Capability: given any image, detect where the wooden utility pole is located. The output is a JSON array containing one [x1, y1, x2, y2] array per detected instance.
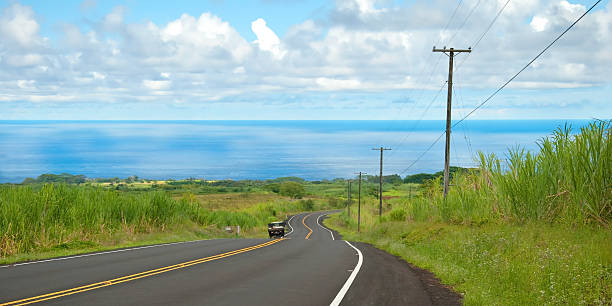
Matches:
[[347, 180, 352, 216], [355, 172, 366, 232], [433, 46, 471, 199], [372, 147, 391, 217]]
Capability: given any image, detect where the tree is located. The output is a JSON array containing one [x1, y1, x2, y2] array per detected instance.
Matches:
[[366, 185, 379, 199], [279, 181, 305, 199], [264, 183, 281, 193]]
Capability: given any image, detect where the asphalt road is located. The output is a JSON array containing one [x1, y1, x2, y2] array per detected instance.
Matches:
[[0, 211, 460, 305]]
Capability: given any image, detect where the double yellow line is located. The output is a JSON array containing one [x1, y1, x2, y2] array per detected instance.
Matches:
[[302, 214, 313, 239], [2, 239, 283, 306]]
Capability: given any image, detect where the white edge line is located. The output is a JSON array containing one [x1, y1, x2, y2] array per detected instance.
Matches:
[[316, 214, 335, 241], [330, 241, 363, 306], [285, 214, 296, 236], [0, 239, 212, 269]]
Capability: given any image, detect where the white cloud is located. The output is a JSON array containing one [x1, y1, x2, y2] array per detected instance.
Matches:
[[562, 63, 586, 77], [17, 80, 36, 89], [337, 0, 384, 15], [0, 3, 40, 48], [92, 72, 106, 80], [251, 18, 285, 58], [531, 1, 586, 32], [102, 6, 125, 31], [159, 12, 251, 63], [316, 77, 361, 90], [530, 16, 549, 32], [4, 53, 43, 67], [143, 80, 171, 90]]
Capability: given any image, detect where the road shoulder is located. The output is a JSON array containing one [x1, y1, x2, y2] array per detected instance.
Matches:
[[341, 242, 462, 306]]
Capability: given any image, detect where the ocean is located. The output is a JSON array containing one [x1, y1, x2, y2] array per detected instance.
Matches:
[[0, 120, 591, 183]]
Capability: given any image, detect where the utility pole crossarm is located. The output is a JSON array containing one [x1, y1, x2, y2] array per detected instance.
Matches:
[[432, 47, 472, 53]]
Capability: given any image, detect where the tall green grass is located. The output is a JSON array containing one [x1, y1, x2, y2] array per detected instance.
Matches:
[[0, 185, 337, 257], [0, 185, 196, 256], [405, 120, 611, 226]]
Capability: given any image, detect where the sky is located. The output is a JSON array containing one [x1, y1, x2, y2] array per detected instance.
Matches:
[[0, 0, 610, 120]]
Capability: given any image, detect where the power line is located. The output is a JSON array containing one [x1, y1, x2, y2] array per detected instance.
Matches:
[[453, 0, 602, 129], [473, 0, 511, 50], [399, 131, 445, 176], [399, 0, 601, 175], [456, 0, 512, 72], [380, 0, 466, 149], [447, 0, 482, 46], [453, 84, 474, 157], [443, 0, 465, 36], [445, 0, 511, 161], [386, 1, 477, 157], [386, 81, 447, 159]]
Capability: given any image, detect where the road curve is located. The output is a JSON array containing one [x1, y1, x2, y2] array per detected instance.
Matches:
[[0, 211, 458, 305]]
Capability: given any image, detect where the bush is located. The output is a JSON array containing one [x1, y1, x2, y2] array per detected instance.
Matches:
[[264, 183, 280, 193], [279, 181, 305, 199], [327, 196, 342, 208]]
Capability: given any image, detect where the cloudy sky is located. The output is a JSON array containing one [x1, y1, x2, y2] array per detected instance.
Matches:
[[0, 0, 610, 120]]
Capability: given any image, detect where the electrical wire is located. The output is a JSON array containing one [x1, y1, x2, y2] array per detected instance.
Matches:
[[452, 0, 601, 130], [447, 0, 483, 46], [456, 0, 512, 72], [379, 0, 466, 150], [453, 83, 474, 158], [399, 0, 601, 175], [454, 84, 474, 157], [385, 81, 447, 159], [399, 130, 445, 175]]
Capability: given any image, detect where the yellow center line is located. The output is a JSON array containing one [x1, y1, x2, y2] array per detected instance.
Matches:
[[302, 213, 313, 239], [1, 239, 284, 306]]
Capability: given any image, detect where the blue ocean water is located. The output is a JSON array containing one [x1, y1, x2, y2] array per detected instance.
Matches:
[[0, 120, 591, 183]]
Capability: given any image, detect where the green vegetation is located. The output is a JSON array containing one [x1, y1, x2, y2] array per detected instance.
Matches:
[[22, 173, 87, 185], [402, 166, 470, 184], [279, 181, 305, 199], [0, 182, 342, 263], [327, 120, 611, 305], [401, 120, 611, 226], [329, 215, 610, 305]]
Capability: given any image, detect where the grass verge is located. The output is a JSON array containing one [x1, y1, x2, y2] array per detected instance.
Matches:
[[328, 213, 611, 305]]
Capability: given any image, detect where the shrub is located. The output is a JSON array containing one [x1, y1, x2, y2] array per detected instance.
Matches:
[[279, 181, 305, 199], [264, 183, 280, 193]]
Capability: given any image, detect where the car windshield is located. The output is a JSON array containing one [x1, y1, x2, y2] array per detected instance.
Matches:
[[269, 223, 284, 227]]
